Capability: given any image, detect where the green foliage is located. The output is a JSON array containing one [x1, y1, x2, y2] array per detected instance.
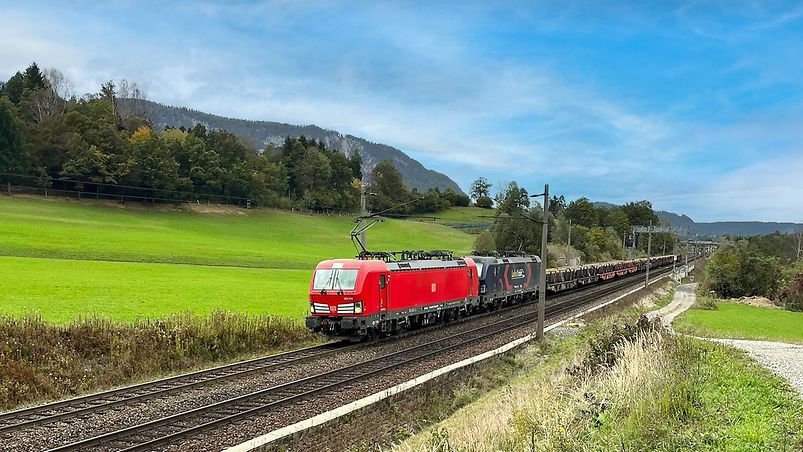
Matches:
[[621, 200, 659, 226], [475, 194, 493, 208], [703, 240, 781, 299], [3, 72, 25, 104], [2, 63, 458, 214], [548, 194, 566, 216], [490, 181, 543, 254], [780, 271, 803, 311], [473, 230, 496, 252], [744, 231, 801, 262], [349, 149, 363, 180], [565, 196, 598, 227], [0, 96, 27, 175], [469, 176, 491, 200]]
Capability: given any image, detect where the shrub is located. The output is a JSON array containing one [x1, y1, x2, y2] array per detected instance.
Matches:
[[779, 272, 803, 311], [472, 230, 496, 253], [474, 195, 493, 209]]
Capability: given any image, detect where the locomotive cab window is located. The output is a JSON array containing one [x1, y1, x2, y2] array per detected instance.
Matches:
[[379, 274, 387, 288], [313, 269, 359, 291]]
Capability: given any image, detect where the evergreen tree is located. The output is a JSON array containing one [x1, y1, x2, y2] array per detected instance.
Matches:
[[349, 150, 363, 180], [3, 72, 25, 104], [23, 63, 47, 92], [0, 96, 27, 176]]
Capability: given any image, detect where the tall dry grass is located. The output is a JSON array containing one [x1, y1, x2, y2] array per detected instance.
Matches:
[[0, 311, 317, 410], [413, 319, 703, 451]]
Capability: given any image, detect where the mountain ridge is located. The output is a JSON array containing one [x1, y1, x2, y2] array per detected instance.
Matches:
[[593, 202, 800, 237], [119, 99, 464, 195]]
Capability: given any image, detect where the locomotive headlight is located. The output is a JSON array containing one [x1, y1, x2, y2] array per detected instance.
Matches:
[[354, 301, 364, 314]]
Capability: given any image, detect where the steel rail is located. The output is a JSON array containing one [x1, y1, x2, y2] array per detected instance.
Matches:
[[0, 342, 349, 434]]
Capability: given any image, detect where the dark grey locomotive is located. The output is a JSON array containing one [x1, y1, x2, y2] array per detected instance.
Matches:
[[470, 254, 541, 307]]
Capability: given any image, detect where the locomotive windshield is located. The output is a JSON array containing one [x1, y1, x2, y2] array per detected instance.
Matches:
[[313, 269, 359, 291]]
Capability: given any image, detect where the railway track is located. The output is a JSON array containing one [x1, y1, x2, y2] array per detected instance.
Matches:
[[1, 263, 682, 451], [0, 342, 349, 434]]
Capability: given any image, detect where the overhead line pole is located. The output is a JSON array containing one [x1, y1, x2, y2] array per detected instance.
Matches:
[[567, 219, 572, 265], [360, 183, 367, 249], [646, 220, 652, 288], [537, 184, 549, 341]]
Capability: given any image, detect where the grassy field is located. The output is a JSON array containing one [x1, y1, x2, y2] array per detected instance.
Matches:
[[0, 197, 473, 269], [0, 256, 311, 322], [428, 206, 493, 225], [0, 196, 474, 322], [674, 301, 803, 344]]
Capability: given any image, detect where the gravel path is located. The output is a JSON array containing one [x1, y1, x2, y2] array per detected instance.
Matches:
[[649, 283, 803, 398], [645, 283, 697, 331]]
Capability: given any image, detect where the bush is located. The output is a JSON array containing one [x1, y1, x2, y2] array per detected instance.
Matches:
[[703, 242, 781, 299], [780, 272, 803, 311], [472, 230, 496, 253], [475, 195, 493, 209]]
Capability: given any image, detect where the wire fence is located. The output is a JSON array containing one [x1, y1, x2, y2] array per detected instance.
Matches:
[[0, 173, 480, 222], [0, 173, 355, 217], [0, 172, 257, 208]]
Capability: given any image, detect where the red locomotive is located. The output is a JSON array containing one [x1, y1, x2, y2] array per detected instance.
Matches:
[[305, 255, 479, 339]]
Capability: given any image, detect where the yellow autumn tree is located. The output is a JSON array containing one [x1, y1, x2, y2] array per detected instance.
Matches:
[[129, 126, 151, 144]]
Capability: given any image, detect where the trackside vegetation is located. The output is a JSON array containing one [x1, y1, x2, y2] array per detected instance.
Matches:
[[400, 320, 803, 451], [703, 236, 803, 311], [0, 312, 318, 410]]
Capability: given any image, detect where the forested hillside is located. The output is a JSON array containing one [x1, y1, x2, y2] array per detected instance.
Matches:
[[117, 98, 464, 194], [0, 63, 468, 213]]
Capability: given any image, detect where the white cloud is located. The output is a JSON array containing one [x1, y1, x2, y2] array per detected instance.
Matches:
[[0, 15, 88, 79]]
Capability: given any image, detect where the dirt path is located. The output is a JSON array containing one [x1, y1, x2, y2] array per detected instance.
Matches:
[[649, 284, 803, 398], [645, 283, 697, 331]]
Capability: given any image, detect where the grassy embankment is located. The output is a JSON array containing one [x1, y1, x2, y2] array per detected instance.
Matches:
[[674, 298, 803, 344], [399, 316, 803, 451], [0, 196, 473, 322]]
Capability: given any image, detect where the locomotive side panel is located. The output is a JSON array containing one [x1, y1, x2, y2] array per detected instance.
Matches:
[[386, 265, 476, 312]]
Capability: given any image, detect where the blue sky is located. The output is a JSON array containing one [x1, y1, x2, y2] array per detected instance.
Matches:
[[2, 1, 802, 222]]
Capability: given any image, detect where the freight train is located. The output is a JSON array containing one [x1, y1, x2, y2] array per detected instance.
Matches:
[[306, 252, 677, 340]]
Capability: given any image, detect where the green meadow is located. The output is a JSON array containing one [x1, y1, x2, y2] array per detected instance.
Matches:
[[0, 196, 474, 322], [429, 205, 493, 225], [674, 300, 803, 344]]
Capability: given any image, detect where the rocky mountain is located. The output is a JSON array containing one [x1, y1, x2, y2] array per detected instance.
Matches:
[[119, 99, 464, 194]]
